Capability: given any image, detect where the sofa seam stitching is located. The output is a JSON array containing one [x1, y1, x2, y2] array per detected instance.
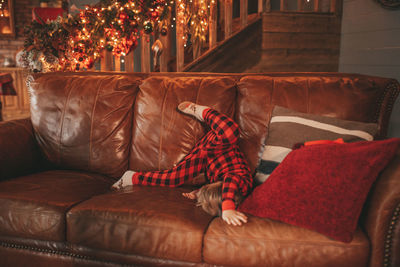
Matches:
[[88, 80, 102, 169], [383, 201, 400, 267], [194, 78, 203, 146], [0, 241, 136, 267], [68, 212, 205, 232], [204, 235, 368, 247], [58, 79, 74, 166], [201, 217, 216, 263], [128, 79, 141, 168], [158, 78, 169, 170]]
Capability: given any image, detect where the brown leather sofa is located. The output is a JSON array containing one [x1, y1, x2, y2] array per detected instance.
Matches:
[[0, 72, 399, 267]]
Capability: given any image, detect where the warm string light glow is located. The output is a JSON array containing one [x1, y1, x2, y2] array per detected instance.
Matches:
[[23, 0, 214, 72], [173, 0, 214, 48], [0, 0, 9, 18], [67, 0, 170, 70], [175, 0, 189, 47], [191, 0, 213, 45], [23, 0, 171, 72]]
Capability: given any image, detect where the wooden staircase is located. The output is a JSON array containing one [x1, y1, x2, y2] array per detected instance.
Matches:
[[184, 0, 343, 73], [96, 0, 343, 74], [249, 10, 341, 72], [183, 14, 262, 73]]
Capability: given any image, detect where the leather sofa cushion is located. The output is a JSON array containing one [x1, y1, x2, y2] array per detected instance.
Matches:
[[130, 76, 236, 171], [0, 118, 47, 181], [236, 74, 396, 173], [203, 216, 370, 267], [28, 74, 142, 179], [67, 186, 213, 263], [0, 170, 111, 241]]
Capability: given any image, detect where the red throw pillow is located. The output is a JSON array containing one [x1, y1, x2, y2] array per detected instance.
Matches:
[[239, 138, 400, 242]]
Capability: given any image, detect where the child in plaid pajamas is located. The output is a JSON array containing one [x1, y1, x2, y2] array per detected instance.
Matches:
[[112, 102, 253, 226]]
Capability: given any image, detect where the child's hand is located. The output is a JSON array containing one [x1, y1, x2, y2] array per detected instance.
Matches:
[[182, 190, 198, 200], [222, 210, 248, 226]]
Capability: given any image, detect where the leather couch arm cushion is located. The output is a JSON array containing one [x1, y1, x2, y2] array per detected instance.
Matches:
[[0, 118, 48, 181], [362, 147, 400, 267]]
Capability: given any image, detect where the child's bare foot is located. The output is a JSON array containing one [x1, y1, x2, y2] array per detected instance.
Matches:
[[178, 101, 209, 122], [111, 170, 136, 189]]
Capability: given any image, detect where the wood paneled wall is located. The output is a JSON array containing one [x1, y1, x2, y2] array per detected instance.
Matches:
[[255, 11, 341, 72], [339, 0, 400, 138], [0, 68, 30, 121]]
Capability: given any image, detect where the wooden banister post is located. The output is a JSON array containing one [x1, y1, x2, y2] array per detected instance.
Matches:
[[125, 52, 134, 72], [100, 50, 113, 71], [114, 56, 121, 71], [240, 0, 248, 28], [280, 0, 286, 11], [209, 0, 217, 49], [314, 0, 320, 11], [224, 0, 232, 39], [330, 0, 336, 13], [160, 33, 170, 72], [141, 34, 151, 72], [297, 0, 303, 11], [176, 0, 185, 72]]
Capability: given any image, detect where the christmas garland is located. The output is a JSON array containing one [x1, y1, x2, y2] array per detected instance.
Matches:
[[23, 0, 171, 72], [23, 0, 215, 72]]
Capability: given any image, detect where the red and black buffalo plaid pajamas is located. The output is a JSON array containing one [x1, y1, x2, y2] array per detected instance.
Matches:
[[132, 108, 253, 212]]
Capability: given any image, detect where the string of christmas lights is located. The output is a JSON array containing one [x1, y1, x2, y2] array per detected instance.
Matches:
[[22, 0, 213, 72]]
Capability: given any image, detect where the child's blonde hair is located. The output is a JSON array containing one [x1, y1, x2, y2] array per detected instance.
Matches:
[[196, 181, 243, 216]]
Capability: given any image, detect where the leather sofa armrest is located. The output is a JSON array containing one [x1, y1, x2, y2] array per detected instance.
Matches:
[[0, 118, 49, 181], [362, 147, 400, 267]]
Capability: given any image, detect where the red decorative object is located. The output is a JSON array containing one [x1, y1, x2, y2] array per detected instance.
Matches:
[[238, 138, 400, 243], [119, 12, 127, 20], [150, 11, 159, 19], [32, 7, 64, 24], [0, 73, 16, 121]]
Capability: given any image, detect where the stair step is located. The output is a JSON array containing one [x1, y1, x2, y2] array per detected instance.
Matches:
[[254, 11, 342, 72], [263, 12, 341, 34], [262, 32, 340, 49], [261, 48, 339, 64]]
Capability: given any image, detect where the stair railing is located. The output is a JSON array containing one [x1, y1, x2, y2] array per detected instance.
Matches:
[[98, 0, 264, 72]]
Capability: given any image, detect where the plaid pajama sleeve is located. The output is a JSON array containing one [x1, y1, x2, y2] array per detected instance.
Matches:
[[222, 173, 241, 211], [210, 154, 253, 211], [222, 170, 253, 211]]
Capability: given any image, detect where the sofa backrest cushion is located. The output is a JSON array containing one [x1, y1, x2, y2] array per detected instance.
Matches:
[[28, 74, 142, 179], [129, 76, 237, 171], [236, 74, 399, 173]]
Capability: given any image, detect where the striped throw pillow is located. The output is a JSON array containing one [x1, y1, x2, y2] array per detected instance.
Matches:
[[255, 106, 378, 184]]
